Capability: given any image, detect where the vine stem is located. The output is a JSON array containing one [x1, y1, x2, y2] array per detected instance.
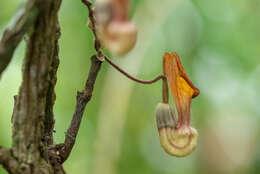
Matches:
[[104, 56, 164, 84]]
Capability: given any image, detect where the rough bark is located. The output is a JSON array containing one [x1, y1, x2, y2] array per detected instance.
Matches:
[[10, 0, 63, 173]]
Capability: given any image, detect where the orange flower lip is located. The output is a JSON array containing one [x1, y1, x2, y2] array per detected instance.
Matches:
[[163, 52, 200, 98], [163, 52, 199, 127]]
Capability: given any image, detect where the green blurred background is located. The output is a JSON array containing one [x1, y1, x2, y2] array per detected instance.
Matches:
[[1, 0, 260, 173]]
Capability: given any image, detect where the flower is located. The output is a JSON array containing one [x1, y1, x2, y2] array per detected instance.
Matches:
[[156, 52, 200, 157], [95, 0, 137, 56]]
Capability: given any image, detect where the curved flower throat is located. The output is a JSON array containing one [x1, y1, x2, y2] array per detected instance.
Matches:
[[156, 52, 200, 157]]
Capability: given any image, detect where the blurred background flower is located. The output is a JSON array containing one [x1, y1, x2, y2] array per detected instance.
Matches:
[[0, 0, 259, 173]]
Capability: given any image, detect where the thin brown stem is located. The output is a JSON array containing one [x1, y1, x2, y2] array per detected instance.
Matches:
[[104, 56, 164, 84]]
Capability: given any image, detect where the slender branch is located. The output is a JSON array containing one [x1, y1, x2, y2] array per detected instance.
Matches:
[[82, 0, 97, 39], [54, 0, 103, 164], [82, 0, 102, 55], [59, 55, 102, 163], [0, 0, 38, 77]]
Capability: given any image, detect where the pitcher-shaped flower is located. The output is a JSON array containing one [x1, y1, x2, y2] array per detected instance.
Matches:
[[156, 52, 200, 157], [95, 0, 137, 56]]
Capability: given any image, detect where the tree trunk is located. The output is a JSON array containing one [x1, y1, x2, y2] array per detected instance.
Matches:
[[11, 0, 64, 173]]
